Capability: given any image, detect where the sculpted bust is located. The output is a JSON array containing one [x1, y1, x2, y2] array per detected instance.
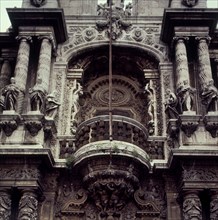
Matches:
[[30, 0, 47, 7], [182, 0, 198, 7]]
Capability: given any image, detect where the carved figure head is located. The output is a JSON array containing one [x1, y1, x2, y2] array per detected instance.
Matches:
[[182, 0, 198, 7], [30, 0, 47, 7]]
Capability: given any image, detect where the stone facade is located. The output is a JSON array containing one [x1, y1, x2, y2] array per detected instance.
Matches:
[[0, 0, 218, 219]]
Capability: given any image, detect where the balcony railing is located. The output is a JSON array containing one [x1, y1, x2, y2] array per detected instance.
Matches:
[[75, 115, 149, 149]]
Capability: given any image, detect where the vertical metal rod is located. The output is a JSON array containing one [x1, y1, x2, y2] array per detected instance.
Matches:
[[109, 0, 113, 141]]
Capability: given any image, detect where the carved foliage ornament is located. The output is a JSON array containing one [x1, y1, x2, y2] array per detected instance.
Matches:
[[30, 0, 47, 7], [0, 192, 11, 220], [182, 0, 198, 7]]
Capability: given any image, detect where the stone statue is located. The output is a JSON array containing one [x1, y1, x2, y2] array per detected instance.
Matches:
[[45, 91, 61, 119], [177, 85, 195, 112], [201, 80, 218, 112], [124, 2, 132, 17], [29, 77, 46, 113], [2, 77, 20, 111], [165, 90, 179, 119], [71, 80, 83, 124]]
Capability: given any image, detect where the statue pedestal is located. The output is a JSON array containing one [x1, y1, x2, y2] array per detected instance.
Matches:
[[179, 114, 201, 138], [0, 111, 20, 136], [44, 117, 57, 139], [23, 111, 44, 136], [203, 112, 218, 138]]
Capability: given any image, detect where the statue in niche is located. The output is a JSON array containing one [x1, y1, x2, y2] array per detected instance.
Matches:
[[45, 91, 60, 120], [177, 82, 195, 113], [165, 90, 179, 119], [2, 77, 20, 111], [70, 80, 83, 134], [30, 0, 47, 7], [29, 77, 46, 113], [201, 80, 218, 112], [182, 0, 198, 7], [144, 82, 155, 135]]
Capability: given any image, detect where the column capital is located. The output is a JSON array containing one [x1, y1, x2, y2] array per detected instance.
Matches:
[[38, 34, 56, 52], [195, 36, 211, 44], [173, 36, 189, 43], [15, 35, 32, 43]]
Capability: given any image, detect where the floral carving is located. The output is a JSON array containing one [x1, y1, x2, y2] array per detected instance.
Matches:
[[25, 121, 43, 136], [210, 195, 218, 220], [0, 120, 18, 136]]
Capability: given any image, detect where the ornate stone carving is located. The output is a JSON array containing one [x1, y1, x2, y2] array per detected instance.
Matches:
[[0, 168, 40, 180], [0, 112, 20, 136], [2, 77, 22, 112], [134, 180, 166, 219], [70, 80, 83, 134], [165, 90, 179, 119], [182, 192, 202, 220], [179, 114, 200, 137], [0, 191, 11, 220], [96, 1, 131, 40], [25, 121, 43, 136], [45, 91, 60, 120], [210, 193, 218, 220], [30, 0, 47, 7], [203, 114, 218, 138], [18, 191, 38, 220], [183, 167, 218, 181], [182, 0, 198, 7], [29, 78, 47, 113], [83, 164, 139, 217], [197, 37, 218, 112]]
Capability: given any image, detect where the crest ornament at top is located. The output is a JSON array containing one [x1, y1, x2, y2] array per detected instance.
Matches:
[[182, 0, 198, 7], [30, 0, 47, 7]]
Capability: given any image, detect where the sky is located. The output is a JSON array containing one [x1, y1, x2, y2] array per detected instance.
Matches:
[[0, 0, 218, 32]]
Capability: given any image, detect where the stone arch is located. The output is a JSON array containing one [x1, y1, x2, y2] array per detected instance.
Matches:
[[61, 40, 167, 64]]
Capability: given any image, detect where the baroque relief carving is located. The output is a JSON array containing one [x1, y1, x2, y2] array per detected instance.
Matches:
[[183, 168, 218, 181], [18, 192, 38, 220], [0, 191, 11, 220], [0, 168, 40, 179]]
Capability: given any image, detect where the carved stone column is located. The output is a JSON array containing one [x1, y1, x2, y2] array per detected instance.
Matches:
[[14, 36, 31, 114], [197, 37, 218, 112], [0, 59, 12, 112], [210, 192, 218, 220], [29, 36, 53, 113], [174, 37, 194, 112], [0, 190, 11, 220], [182, 191, 202, 220], [18, 190, 38, 220]]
